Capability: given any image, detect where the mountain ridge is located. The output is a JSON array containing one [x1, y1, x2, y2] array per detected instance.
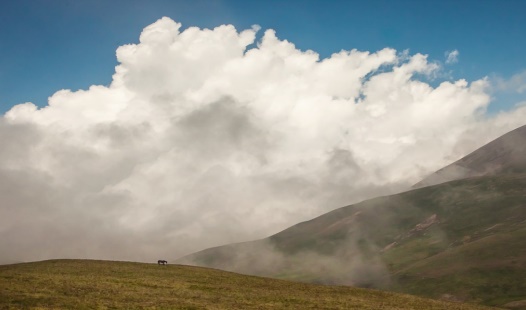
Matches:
[[177, 124, 526, 308], [414, 124, 526, 188]]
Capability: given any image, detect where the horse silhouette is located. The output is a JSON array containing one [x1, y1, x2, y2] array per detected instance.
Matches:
[[158, 260, 168, 265]]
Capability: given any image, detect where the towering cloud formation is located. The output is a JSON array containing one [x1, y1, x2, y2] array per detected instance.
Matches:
[[1, 17, 525, 264]]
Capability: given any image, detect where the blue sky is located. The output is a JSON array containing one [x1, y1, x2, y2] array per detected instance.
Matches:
[[1, 0, 525, 113]]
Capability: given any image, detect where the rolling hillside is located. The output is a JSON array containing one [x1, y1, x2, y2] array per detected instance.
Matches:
[[0, 259, 491, 309], [179, 174, 526, 308], [178, 125, 526, 309]]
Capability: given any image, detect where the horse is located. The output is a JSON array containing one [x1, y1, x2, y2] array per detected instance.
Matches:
[[157, 260, 168, 265]]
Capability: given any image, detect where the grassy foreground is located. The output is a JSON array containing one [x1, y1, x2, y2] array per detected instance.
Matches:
[[0, 260, 492, 309]]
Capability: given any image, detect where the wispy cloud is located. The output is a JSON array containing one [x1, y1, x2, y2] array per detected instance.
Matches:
[[494, 71, 526, 94], [445, 49, 459, 64]]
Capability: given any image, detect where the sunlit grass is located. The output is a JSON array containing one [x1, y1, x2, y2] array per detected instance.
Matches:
[[0, 259, 492, 309]]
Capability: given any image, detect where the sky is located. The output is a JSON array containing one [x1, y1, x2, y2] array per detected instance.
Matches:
[[1, 0, 526, 113], [1, 0, 526, 264]]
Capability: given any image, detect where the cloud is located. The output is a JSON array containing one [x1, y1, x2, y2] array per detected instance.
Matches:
[[494, 70, 526, 93], [445, 49, 459, 64], [1, 17, 525, 264]]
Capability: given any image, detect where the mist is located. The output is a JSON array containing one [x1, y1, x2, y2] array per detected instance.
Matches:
[[1, 17, 526, 264]]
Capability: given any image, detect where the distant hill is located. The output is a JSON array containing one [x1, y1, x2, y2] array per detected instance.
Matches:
[[178, 125, 526, 309], [0, 259, 490, 309], [414, 125, 526, 188], [179, 174, 526, 308]]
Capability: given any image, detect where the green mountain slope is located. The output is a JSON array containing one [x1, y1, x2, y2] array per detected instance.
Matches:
[[179, 125, 526, 308], [0, 259, 491, 309], [179, 174, 526, 308]]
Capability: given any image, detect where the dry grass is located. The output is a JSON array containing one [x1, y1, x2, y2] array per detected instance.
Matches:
[[0, 259, 493, 309]]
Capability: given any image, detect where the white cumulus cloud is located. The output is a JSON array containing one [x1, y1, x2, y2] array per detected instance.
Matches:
[[1, 17, 525, 264]]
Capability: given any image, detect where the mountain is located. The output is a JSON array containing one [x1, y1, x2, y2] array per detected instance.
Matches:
[[414, 125, 526, 188], [178, 125, 526, 308], [0, 259, 490, 309]]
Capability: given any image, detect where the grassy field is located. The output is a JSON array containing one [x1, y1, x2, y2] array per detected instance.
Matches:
[[0, 259, 493, 309]]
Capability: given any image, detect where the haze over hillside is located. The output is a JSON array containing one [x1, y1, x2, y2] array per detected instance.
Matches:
[[415, 125, 526, 187], [179, 125, 526, 308]]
